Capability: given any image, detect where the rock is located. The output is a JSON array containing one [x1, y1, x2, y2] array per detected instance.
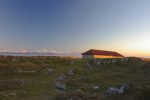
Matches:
[[56, 89, 66, 94], [43, 68, 54, 73], [79, 98, 82, 100], [70, 60, 75, 65], [107, 60, 111, 64], [48, 68, 54, 71], [124, 58, 129, 61], [68, 69, 74, 75], [93, 59, 102, 65], [102, 60, 107, 64], [105, 83, 129, 96], [93, 86, 99, 90], [57, 73, 66, 81], [15, 68, 22, 73], [20, 80, 25, 86], [56, 89, 65, 94], [23, 70, 36, 73], [10, 92, 16, 96], [121, 83, 129, 90], [77, 89, 81, 92], [93, 59, 98, 65], [119, 58, 129, 62], [55, 81, 66, 90], [120, 58, 128, 62], [12, 58, 18, 62], [47, 68, 54, 73], [86, 61, 90, 67], [55, 73, 67, 92], [105, 87, 122, 96], [112, 59, 117, 63], [15, 69, 36, 73], [97, 60, 103, 65]]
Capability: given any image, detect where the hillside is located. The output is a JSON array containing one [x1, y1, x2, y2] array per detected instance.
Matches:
[[0, 56, 150, 100]]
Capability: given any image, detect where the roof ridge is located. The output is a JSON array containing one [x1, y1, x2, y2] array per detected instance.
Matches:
[[92, 49, 115, 53]]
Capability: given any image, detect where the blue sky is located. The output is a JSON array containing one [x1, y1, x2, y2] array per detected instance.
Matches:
[[0, 0, 150, 57]]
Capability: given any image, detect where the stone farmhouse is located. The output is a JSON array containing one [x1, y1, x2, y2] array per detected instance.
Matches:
[[82, 49, 124, 59]]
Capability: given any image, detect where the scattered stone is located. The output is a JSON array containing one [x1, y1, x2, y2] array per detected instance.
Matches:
[[10, 92, 16, 96], [120, 58, 124, 62], [107, 60, 111, 64], [24, 70, 36, 73], [12, 58, 18, 62], [68, 69, 74, 75], [124, 58, 129, 61], [70, 60, 75, 65], [105, 83, 129, 96], [15, 69, 36, 73], [121, 83, 129, 89], [15, 69, 22, 73], [93, 59, 97, 65], [93, 59, 101, 65], [102, 60, 107, 64], [86, 61, 90, 67], [55, 72, 68, 93], [105, 87, 122, 96], [20, 80, 25, 86], [56, 89, 65, 94], [97, 60, 103, 65], [120, 58, 129, 62], [43, 68, 54, 73], [112, 59, 117, 63], [87, 58, 125, 65], [55, 81, 66, 90], [93, 86, 99, 90], [47, 68, 54, 73], [79, 98, 82, 100], [57, 73, 66, 81], [77, 89, 81, 92]]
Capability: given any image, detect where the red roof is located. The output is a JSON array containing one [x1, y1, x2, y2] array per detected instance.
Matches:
[[82, 49, 124, 57]]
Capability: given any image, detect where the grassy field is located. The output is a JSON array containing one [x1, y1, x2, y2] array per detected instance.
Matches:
[[0, 56, 150, 100]]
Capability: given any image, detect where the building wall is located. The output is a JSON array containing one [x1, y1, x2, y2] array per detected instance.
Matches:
[[82, 55, 94, 59], [82, 55, 123, 59], [94, 55, 123, 58]]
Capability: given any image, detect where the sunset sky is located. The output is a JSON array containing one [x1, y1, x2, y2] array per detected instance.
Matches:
[[0, 0, 150, 57]]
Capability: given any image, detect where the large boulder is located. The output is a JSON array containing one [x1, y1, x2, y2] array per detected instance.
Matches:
[[105, 83, 129, 96]]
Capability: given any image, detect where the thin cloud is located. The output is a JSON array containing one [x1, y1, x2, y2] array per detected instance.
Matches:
[[37, 49, 80, 54], [37, 49, 60, 53], [0, 49, 28, 53]]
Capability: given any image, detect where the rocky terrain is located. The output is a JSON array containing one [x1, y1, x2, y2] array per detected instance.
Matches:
[[0, 56, 150, 100]]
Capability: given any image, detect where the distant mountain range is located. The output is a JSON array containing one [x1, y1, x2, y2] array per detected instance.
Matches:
[[0, 52, 81, 58]]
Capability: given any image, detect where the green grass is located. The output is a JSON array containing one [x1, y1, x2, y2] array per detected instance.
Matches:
[[0, 56, 150, 100]]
